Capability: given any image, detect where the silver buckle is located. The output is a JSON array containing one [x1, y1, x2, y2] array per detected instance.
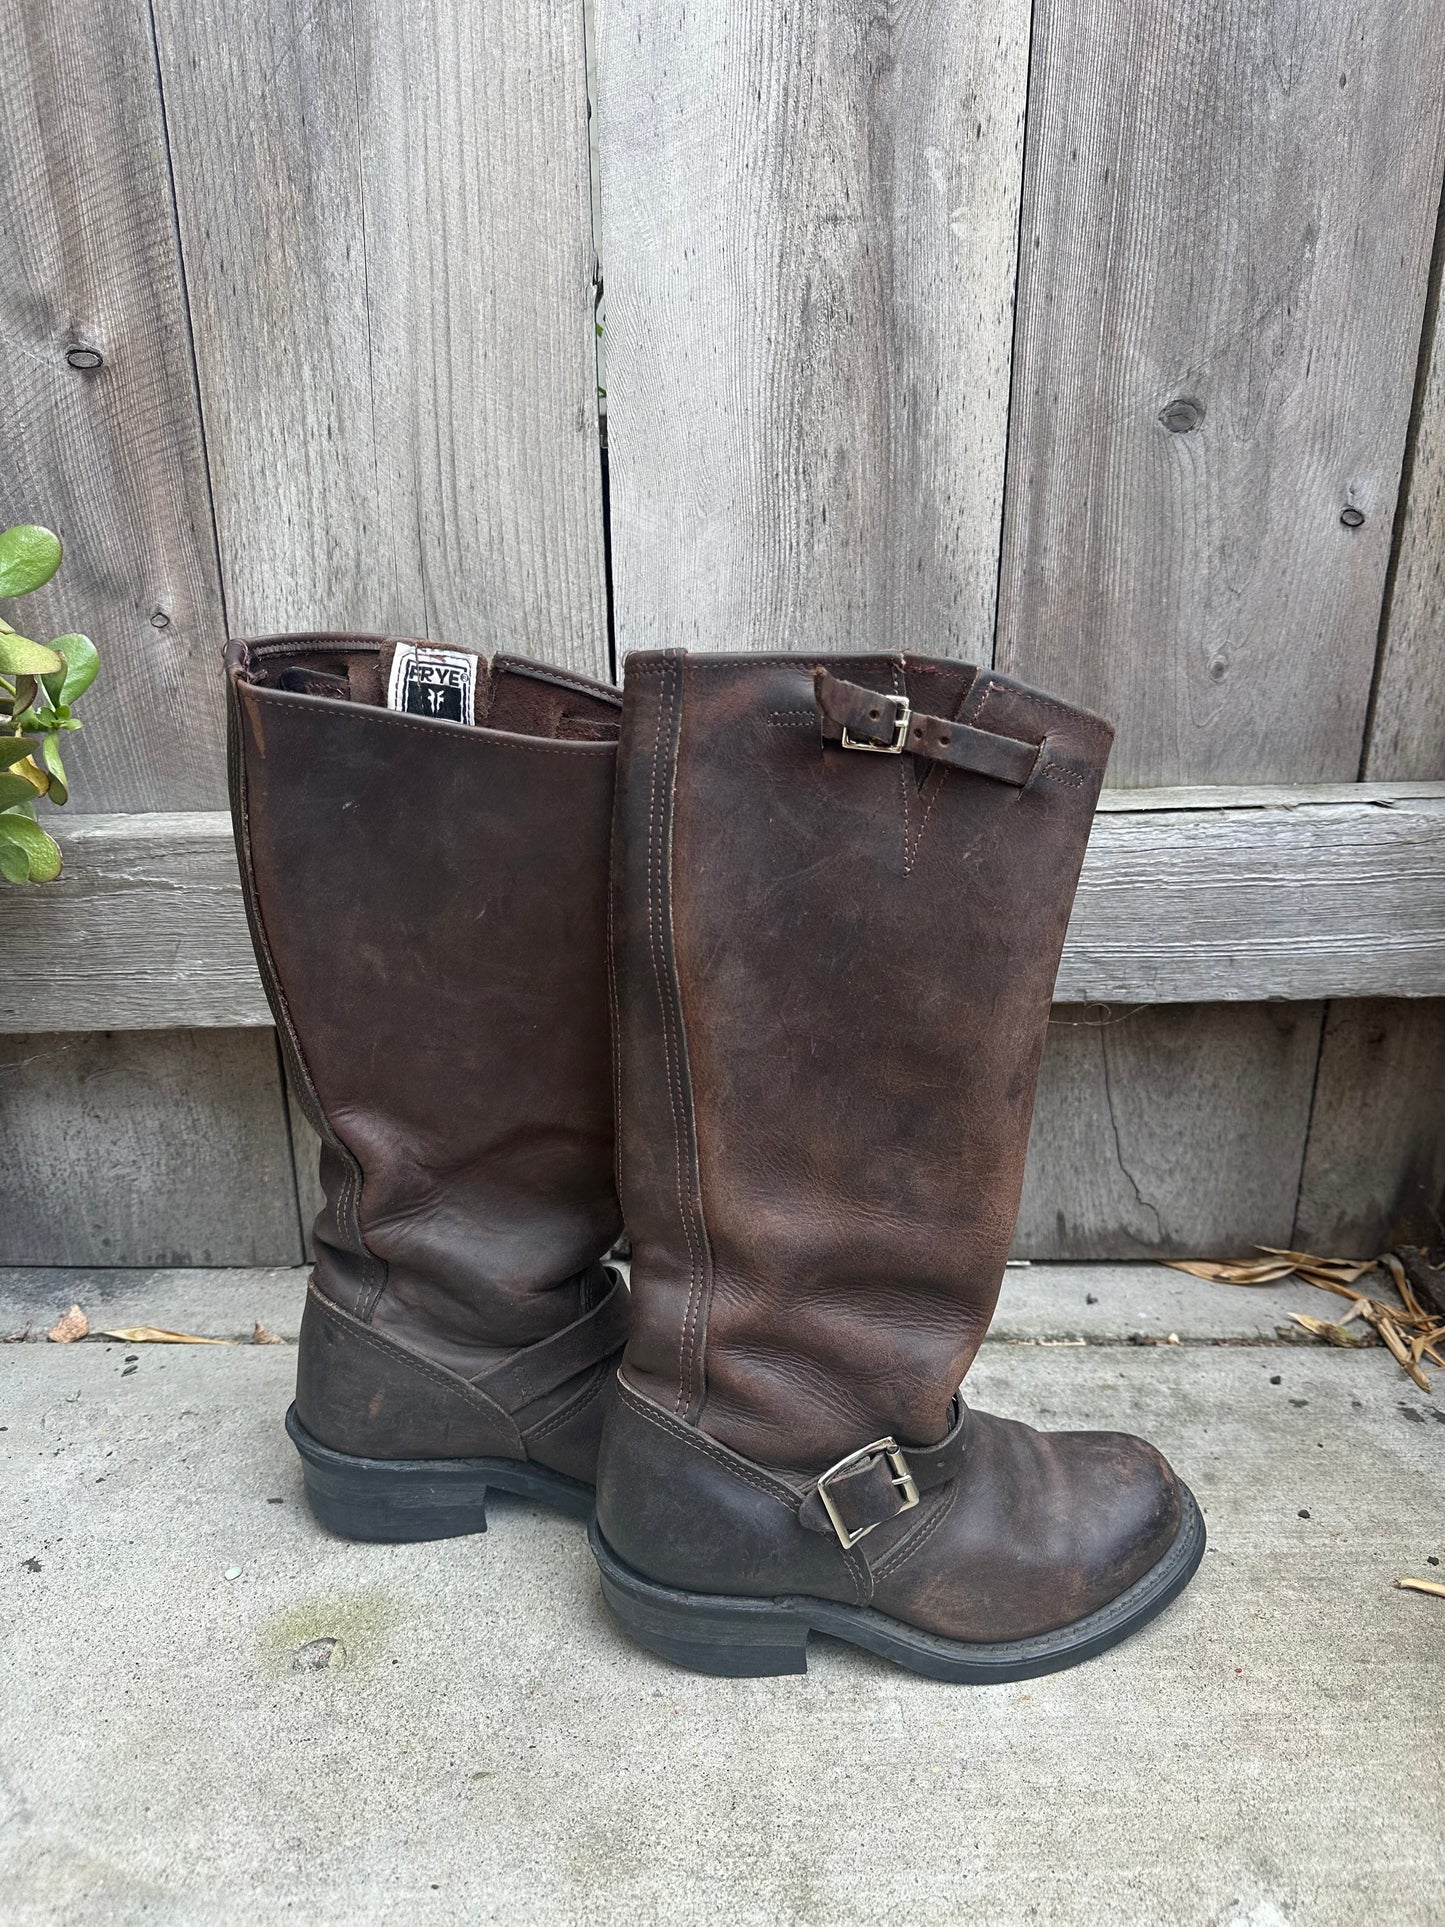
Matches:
[[840, 696, 910, 754], [815, 1437, 920, 1549]]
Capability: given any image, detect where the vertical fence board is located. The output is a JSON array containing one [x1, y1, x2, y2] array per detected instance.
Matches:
[[151, 0, 607, 675], [1014, 1003, 1324, 1259], [1365, 219, 1445, 781], [0, 1031, 301, 1266], [598, 0, 1029, 659], [1294, 1001, 1445, 1254], [998, 0, 1445, 787], [0, 0, 227, 811]]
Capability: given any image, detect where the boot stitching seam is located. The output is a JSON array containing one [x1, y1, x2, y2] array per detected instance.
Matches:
[[617, 1380, 799, 1512], [869, 1474, 958, 1582], [667, 656, 715, 1419], [522, 1356, 612, 1444]]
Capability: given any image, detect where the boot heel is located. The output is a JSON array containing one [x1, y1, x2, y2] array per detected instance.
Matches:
[[286, 1405, 492, 1543], [589, 1519, 810, 1677]]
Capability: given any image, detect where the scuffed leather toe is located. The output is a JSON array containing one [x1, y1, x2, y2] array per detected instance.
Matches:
[[869, 1409, 1185, 1644]]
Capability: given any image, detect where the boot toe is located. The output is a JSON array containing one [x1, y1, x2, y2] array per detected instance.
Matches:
[[1057, 1427, 1184, 1612], [869, 1411, 1188, 1644]]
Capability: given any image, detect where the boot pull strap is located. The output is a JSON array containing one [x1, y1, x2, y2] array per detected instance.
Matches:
[[797, 1396, 971, 1549], [471, 1268, 630, 1415], [814, 669, 1039, 787]]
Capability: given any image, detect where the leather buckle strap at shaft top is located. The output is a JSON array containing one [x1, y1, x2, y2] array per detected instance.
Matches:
[[798, 1397, 970, 1549], [814, 668, 1040, 787]]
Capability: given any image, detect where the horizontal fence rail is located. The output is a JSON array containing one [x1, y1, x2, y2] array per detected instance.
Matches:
[[4, 784, 1443, 1030]]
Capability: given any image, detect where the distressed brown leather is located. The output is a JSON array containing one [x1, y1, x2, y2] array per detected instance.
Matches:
[[226, 633, 625, 1478], [598, 649, 1191, 1644]]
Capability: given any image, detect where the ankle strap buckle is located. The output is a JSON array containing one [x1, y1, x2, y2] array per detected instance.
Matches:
[[841, 694, 910, 754], [815, 1437, 920, 1548]]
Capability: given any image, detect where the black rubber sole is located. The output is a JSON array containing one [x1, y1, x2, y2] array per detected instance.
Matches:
[[285, 1405, 594, 1542], [590, 1484, 1207, 1682]]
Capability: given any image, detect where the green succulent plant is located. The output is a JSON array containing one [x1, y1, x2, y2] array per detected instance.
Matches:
[[0, 525, 99, 882]]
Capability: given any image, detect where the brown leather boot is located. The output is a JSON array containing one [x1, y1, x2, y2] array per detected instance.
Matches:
[[226, 634, 627, 1541], [592, 651, 1204, 1679]]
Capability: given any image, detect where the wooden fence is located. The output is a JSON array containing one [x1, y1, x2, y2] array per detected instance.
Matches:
[[2, 0, 1443, 1267]]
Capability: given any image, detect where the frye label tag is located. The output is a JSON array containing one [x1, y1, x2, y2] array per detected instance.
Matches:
[[386, 643, 479, 725]]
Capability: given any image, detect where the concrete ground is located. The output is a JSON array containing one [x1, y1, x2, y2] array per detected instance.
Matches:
[[2, 1264, 1442, 1927]]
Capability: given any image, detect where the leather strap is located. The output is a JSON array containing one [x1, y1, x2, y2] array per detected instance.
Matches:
[[797, 1396, 971, 1543], [472, 1269, 629, 1414], [814, 669, 1039, 786]]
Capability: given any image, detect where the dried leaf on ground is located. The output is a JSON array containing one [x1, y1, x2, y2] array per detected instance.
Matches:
[[1392, 1246, 1445, 1319], [1168, 1259, 1296, 1286], [1374, 1315, 1432, 1393], [100, 1326, 235, 1346], [46, 1305, 88, 1343], [1170, 1246, 1445, 1396], [1290, 1313, 1375, 1349], [251, 1322, 284, 1345], [1395, 1577, 1445, 1600]]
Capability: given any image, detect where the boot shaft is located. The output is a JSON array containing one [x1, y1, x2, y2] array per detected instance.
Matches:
[[611, 651, 1112, 1471], [227, 634, 623, 1365]]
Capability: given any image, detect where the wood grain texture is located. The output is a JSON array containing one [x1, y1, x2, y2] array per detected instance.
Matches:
[[4, 787, 1442, 1030], [1366, 208, 1445, 780], [1015, 1003, 1324, 1259], [1294, 999, 1445, 1253], [0, 0, 227, 811], [998, 0, 1445, 786], [597, 0, 1029, 659], [0, 1030, 301, 1266], [150, 0, 607, 675], [0, 813, 266, 1029], [1064, 787, 1445, 1002]]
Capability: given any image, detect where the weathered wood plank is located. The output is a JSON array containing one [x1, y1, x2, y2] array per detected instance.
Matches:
[[597, 0, 1029, 659], [0, 0, 227, 810], [1294, 999, 1445, 1253], [998, 0, 1445, 786], [150, 0, 607, 676], [0, 1030, 301, 1266], [0, 813, 264, 1029], [1065, 788, 1445, 1002], [1366, 197, 1445, 781], [1015, 1004, 1323, 1260], [3, 787, 1442, 1029]]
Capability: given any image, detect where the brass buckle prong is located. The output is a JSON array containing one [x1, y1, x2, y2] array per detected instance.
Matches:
[[840, 696, 910, 754], [815, 1436, 920, 1549]]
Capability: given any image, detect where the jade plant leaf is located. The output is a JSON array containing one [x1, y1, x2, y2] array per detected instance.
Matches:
[[0, 525, 63, 600], [0, 808, 62, 881], [41, 634, 99, 706], [0, 632, 65, 678], [0, 771, 44, 809], [40, 734, 67, 804]]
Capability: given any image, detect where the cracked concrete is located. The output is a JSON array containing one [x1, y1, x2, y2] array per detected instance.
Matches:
[[2, 1266, 1442, 1927]]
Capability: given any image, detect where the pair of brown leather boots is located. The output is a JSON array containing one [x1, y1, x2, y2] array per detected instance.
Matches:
[[226, 636, 1204, 1682]]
